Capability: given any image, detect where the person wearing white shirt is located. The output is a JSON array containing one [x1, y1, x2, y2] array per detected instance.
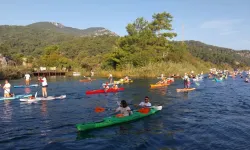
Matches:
[[3, 80, 11, 97], [38, 75, 48, 98], [115, 100, 133, 117], [108, 73, 113, 83], [138, 96, 152, 107], [24, 73, 31, 85]]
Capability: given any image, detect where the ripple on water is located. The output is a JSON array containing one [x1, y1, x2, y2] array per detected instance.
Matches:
[[1, 77, 250, 149]]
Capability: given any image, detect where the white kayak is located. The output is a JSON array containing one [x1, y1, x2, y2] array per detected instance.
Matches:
[[20, 95, 66, 102]]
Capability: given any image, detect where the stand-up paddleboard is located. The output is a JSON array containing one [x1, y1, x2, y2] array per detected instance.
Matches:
[[0, 94, 32, 101], [20, 95, 66, 102], [176, 88, 196, 92], [14, 84, 39, 88]]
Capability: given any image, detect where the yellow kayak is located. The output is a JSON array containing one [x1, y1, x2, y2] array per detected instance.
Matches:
[[150, 83, 169, 88], [176, 88, 196, 92], [114, 79, 133, 84]]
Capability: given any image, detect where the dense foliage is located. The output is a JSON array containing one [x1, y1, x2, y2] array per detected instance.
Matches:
[[102, 12, 210, 70]]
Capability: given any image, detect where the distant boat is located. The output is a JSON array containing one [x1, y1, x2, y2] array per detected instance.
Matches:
[[73, 72, 81, 76]]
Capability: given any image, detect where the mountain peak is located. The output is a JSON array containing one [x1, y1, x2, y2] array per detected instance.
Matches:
[[27, 21, 118, 37]]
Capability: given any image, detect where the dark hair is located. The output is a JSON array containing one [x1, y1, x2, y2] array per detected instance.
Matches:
[[120, 100, 128, 108], [145, 96, 149, 99]]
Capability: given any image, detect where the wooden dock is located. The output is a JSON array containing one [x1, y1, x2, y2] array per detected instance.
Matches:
[[33, 71, 66, 77]]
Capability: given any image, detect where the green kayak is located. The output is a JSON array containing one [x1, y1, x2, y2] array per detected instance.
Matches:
[[76, 106, 162, 132]]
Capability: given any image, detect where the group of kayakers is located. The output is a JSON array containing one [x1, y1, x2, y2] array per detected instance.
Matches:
[[1, 73, 48, 98], [102, 74, 132, 91]]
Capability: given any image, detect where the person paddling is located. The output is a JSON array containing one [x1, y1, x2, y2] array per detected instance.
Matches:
[[38, 75, 48, 98], [137, 96, 152, 107], [112, 84, 118, 90], [3, 80, 12, 97], [24, 73, 31, 86], [124, 75, 129, 82], [115, 100, 133, 117], [103, 82, 109, 92], [87, 76, 92, 81]]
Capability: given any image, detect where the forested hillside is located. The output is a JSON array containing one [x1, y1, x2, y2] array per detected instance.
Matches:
[[0, 12, 249, 78], [185, 40, 250, 68]]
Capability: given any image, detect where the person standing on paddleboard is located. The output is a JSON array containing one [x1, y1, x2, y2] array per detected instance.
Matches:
[[24, 73, 31, 86], [108, 73, 113, 83], [161, 73, 164, 80], [90, 69, 94, 77], [3, 80, 11, 97], [39, 75, 48, 98], [183, 73, 189, 88]]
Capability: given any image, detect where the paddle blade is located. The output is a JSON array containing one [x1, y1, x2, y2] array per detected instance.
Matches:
[[35, 92, 37, 98], [95, 107, 105, 113]]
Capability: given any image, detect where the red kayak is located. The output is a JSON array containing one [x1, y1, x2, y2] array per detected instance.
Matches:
[[86, 88, 124, 94]]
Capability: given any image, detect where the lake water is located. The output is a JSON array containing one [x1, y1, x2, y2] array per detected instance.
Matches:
[[1, 76, 250, 150]]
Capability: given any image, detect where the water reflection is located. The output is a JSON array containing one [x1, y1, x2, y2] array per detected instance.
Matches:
[[41, 101, 48, 116], [1, 100, 13, 122], [177, 92, 189, 100], [150, 87, 167, 96]]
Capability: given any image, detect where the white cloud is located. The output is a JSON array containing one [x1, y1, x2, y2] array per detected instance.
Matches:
[[200, 19, 242, 29], [200, 19, 243, 35]]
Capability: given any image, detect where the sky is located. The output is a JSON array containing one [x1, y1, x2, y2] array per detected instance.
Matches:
[[1, 0, 250, 50]]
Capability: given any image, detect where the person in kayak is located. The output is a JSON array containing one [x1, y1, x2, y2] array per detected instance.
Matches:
[[87, 76, 92, 81], [156, 80, 164, 84], [138, 96, 152, 107], [115, 100, 133, 117], [29, 95, 35, 99], [103, 82, 109, 92], [108, 73, 113, 83], [124, 75, 129, 82], [38, 75, 48, 98], [112, 84, 118, 90], [3, 80, 11, 97], [24, 73, 31, 86]]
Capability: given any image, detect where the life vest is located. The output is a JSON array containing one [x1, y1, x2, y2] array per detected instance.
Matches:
[[116, 114, 124, 118], [138, 107, 150, 114]]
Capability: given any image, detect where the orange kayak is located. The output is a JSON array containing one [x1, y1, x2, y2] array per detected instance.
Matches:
[[79, 79, 96, 82], [176, 88, 196, 92], [150, 83, 169, 88]]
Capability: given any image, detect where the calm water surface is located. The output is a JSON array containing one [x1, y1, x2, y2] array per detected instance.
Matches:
[[1, 76, 250, 150]]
